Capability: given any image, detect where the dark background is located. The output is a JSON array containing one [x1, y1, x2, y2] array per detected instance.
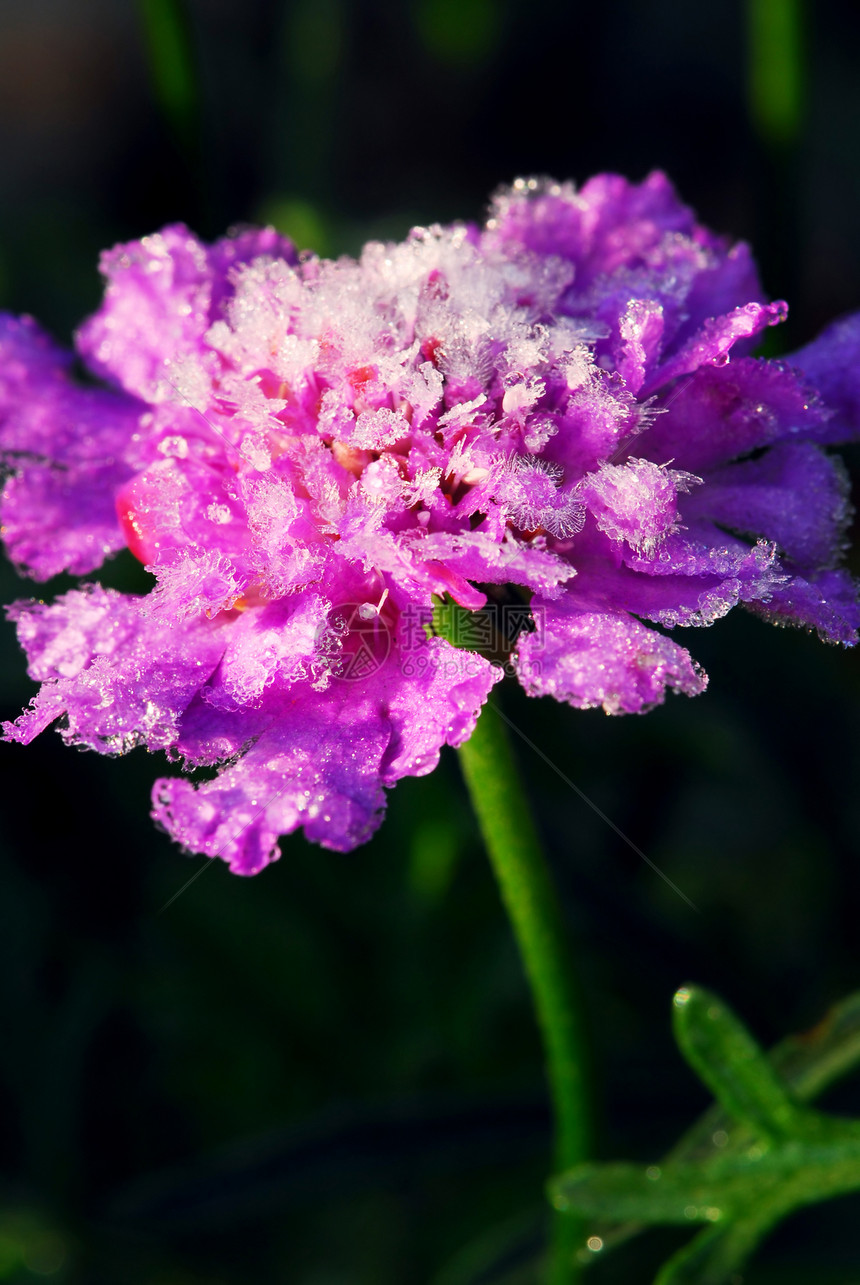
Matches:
[[2, 2, 860, 1281]]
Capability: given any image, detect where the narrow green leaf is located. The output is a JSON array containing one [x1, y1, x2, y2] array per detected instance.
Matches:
[[551, 1145, 815, 1227], [653, 990, 860, 1176], [654, 1215, 778, 1285], [550, 1162, 727, 1225], [774, 990, 860, 1101], [672, 986, 803, 1141]]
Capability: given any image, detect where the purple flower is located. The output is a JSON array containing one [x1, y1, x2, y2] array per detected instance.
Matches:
[[3, 174, 859, 873]]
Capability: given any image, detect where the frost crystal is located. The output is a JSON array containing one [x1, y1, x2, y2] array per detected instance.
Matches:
[[2, 175, 860, 872]]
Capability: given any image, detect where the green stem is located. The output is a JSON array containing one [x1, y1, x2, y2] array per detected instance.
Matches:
[[458, 704, 590, 1284]]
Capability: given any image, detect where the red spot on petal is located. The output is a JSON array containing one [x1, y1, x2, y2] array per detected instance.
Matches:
[[116, 479, 157, 564], [348, 365, 376, 394], [420, 337, 443, 366]]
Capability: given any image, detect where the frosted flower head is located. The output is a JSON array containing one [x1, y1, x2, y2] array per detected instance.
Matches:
[[3, 174, 860, 873]]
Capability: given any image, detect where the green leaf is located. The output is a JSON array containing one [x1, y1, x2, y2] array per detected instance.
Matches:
[[552, 1131, 860, 1226], [654, 1217, 777, 1285], [548, 986, 860, 1284], [672, 986, 804, 1141], [649, 989, 860, 1181], [550, 1162, 726, 1226], [772, 989, 860, 1101]]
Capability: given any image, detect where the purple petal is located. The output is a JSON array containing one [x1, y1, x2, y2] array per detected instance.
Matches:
[[487, 174, 767, 388], [682, 442, 851, 570], [674, 242, 763, 352], [76, 226, 213, 401], [486, 171, 698, 283], [3, 178, 858, 875], [115, 456, 250, 568], [153, 701, 392, 873], [153, 635, 501, 871], [206, 227, 299, 311], [642, 358, 832, 471], [0, 313, 143, 578], [748, 568, 860, 644], [611, 298, 666, 394], [1, 460, 130, 579], [76, 225, 297, 402], [789, 312, 860, 439], [569, 525, 782, 627], [415, 531, 576, 598], [197, 593, 332, 711], [515, 596, 706, 715], [3, 586, 228, 752], [640, 301, 788, 397], [580, 458, 696, 551]]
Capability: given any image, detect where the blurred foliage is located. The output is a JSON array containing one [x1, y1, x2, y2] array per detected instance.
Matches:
[[747, 0, 805, 148], [552, 986, 860, 1281], [1, 0, 860, 1282], [139, 0, 198, 152], [412, 0, 504, 67]]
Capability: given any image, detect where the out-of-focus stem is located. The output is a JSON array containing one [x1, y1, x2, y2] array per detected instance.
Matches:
[[138, 0, 198, 152], [747, 0, 804, 150]]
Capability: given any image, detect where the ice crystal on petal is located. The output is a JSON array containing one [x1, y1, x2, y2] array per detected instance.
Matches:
[[582, 458, 699, 553], [3, 174, 860, 870]]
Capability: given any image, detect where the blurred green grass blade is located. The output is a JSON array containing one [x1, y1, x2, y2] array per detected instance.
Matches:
[[139, 0, 198, 145], [747, 0, 804, 147], [550, 1161, 727, 1225], [552, 1132, 860, 1268], [654, 1215, 779, 1285], [773, 989, 860, 1099], [550, 1144, 832, 1227], [672, 987, 803, 1141], [430, 1210, 543, 1285]]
